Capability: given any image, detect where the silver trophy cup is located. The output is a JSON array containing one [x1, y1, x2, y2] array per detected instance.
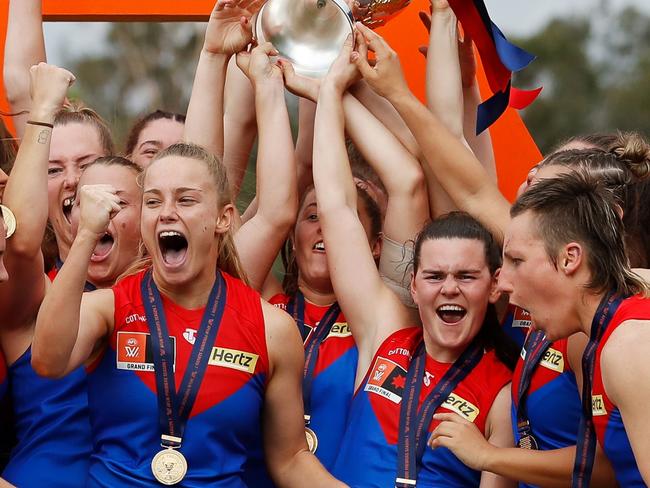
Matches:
[[253, 0, 354, 77], [253, 0, 411, 76]]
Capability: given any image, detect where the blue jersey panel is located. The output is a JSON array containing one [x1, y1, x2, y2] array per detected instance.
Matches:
[[2, 348, 91, 488], [602, 408, 644, 487], [309, 344, 358, 468], [87, 347, 266, 487]]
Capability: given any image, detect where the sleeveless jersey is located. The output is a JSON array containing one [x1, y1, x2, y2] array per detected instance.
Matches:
[[86, 269, 269, 487], [2, 347, 91, 487], [48, 260, 96, 292], [501, 304, 532, 349], [591, 295, 650, 487], [511, 335, 581, 488], [332, 327, 512, 487], [270, 293, 357, 469], [46, 265, 58, 282]]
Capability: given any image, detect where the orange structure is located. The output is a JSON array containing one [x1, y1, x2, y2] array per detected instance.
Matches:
[[0, 0, 541, 200]]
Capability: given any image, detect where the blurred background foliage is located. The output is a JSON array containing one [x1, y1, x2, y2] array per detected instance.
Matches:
[[512, 5, 650, 153]]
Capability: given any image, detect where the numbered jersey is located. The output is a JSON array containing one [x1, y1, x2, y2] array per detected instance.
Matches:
[[511, 335, 581, 488], [86, 269, 269, 487], [592, 295, 650, 487], [332, 327, 512, 487], [2, 348, 91, 488]]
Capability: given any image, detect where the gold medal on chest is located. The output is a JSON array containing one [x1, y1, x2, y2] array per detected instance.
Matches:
[[0, 205, 16, 238], [151, 448, 188, 485], [305, 426, 319, 454]]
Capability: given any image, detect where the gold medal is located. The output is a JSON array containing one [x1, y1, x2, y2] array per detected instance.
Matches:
[[151, 448, 188, 485], [517, 434, 539, 450], [305, 426, 318, 454], [0, 205, 16, 239]]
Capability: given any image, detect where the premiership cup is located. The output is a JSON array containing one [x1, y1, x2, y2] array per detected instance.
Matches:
[[253, 0, 354, 77], [252, 0, 411, 76]]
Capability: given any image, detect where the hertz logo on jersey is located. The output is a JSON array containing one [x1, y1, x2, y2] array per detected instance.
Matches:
[[326, 322, 352, 339], [208, 347, 259, 374], [592, 395, 607, 416], [539, 347, 565, 373], [442, 393, 480, 422]]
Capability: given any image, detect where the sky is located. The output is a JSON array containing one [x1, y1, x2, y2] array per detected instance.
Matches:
[[43, 0, 650, 66]]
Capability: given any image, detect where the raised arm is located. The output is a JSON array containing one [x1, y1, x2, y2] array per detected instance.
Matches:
[[459, 34, 498, 182], [32, 185, 117, 378], [0, 64, 73, 327], [183, 0, 262, 159], [233, 43, 298, 291], [353, 23, 511, 243], [280, 56, 429, 246], [3, 0, 46, 139], [348, 81, 421, 159], [313, 36, 410, 368], [342, 91, 429, 244], [422, 0, 464, 216], [223, 56, 257, 196]]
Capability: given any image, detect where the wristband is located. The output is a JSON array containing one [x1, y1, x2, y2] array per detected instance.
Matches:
[[26, 120, 54, 129]]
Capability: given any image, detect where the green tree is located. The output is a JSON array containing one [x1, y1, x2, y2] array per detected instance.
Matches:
[[68, 22, 203, 152], [513, 18, 602, 153], [513, 6, 650, 153]]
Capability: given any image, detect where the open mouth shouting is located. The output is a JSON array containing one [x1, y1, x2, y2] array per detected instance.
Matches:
[[91, 231, 115, 263], [436, 304, 467, 325], [313, 241, 325, 253], [62, 196, 75, 224], [158, 230, 188, 268]]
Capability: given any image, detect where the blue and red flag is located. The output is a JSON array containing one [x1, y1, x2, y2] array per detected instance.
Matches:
[[448, 0, 542, 133]]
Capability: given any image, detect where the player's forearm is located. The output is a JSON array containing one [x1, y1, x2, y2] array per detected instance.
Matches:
[[33, 230, 96, 378]]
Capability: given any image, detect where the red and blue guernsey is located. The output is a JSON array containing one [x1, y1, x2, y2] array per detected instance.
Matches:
[[501, 304, 532, 349], [589, 295, 650, 487], [331, 327, 512, 487], [269, 292, 357, 469], [86, 269, 269, 487], [2, 347, 91, 487], [511, 332, 582, 488], [48, 259, 96, 291]]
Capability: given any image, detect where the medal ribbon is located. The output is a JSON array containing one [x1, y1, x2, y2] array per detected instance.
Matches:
[[141, 269, 227, 448], [55, 257, 96, 292], [515, 328, 551, 445], [395, 338, 484, 487], [288, 291, 341, 419], [571, 292, 625, 488]]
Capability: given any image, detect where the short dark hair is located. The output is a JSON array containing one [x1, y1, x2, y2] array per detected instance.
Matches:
[[512, 170, 649, 297], [413, 212, 501, 275], [412, 212, 518, 370]]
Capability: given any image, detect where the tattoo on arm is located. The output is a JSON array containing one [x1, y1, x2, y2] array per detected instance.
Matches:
[[37, 129, 49, 144]]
